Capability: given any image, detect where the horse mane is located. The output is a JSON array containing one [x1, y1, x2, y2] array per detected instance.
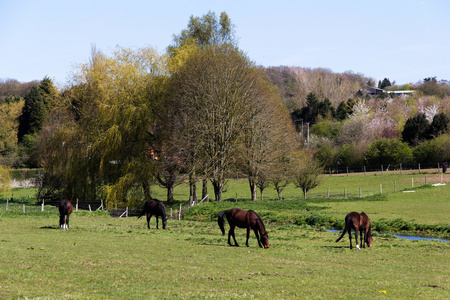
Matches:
[[249, 210, 267, 235], [158, 201, 167, 221]]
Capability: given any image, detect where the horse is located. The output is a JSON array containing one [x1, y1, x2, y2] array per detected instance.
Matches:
[[218, 208, 269, 248], [59, 199, 73, 229], [335, 211, 372, 250], [138, 199, 167, 229]]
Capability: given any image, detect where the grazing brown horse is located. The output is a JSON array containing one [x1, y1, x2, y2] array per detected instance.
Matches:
[[138, 200, 167, 229], [218, 208, 269, 248], [336, 211, 372, 250], [59, 199, 73, 229]]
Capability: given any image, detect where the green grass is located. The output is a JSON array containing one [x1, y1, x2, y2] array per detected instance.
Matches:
[[0, 214, 448, 299]]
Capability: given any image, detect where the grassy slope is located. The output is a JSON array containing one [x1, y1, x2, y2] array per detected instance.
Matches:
[[0, 215, 448, 299]]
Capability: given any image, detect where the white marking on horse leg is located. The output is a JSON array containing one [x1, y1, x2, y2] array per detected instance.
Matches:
[[356, 244, 360, 250]]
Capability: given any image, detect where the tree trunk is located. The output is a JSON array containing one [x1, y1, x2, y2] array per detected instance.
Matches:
[[189, 172, 197, 205], [167, 183, 175, 203], [276, 187, 283, 201], [202, 178, 208, 202], [212, 180, 223, 201], [259, 187, 264, 201], [142, 181, 152, 201], [248, 177, 257, 201]]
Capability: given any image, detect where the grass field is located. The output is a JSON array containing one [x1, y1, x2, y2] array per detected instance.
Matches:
[[0, 172, 448, 298], [0, 214, 448, 299]]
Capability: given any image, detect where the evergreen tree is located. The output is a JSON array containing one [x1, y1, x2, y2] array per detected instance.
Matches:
[[39, 76, 59, 110], [380, 78, 392, 89], [429, 112, 449, 137], [17, 86, 46, 143], [401, 113, 430, 146]]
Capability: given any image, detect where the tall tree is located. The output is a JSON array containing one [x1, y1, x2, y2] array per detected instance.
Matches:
[[168, 11, 236, 54], [169, 44, 275, 201], [39, 46, 168, 207], [17, 86, 46, 143]]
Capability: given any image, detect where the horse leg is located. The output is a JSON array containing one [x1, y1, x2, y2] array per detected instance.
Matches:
[[246, 227, 251, 247], [253, 228, 262, 248], [227, 228, 233, 246], [361, 230, 365, 248], [59, 215, 64, 229], [156, 216, 159, 229], [66, 215, 70, 229], [355, 228, 360, 250], [348, 230, 353, 249], [146, 214, 151, 229], [229, 226, 239, 247]]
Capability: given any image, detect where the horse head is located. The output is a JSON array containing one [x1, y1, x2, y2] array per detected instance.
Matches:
[[366, 229, 373, 247], [261, 232, 270, 249]]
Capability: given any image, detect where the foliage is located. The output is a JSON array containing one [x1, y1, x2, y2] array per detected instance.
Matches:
[[168, 11, 236, 54], [0, 165, 11, 196], [379, 78, 392, 89], [402, 113, 430, 146], [365, 138, 413, 166], [17, 86, 46, 143], [293, 152, 322, 196], [0, 99, 24, 163], [39, 46, 168, 207], [413, 134, 450, 163], [168, 44, 284, 201]]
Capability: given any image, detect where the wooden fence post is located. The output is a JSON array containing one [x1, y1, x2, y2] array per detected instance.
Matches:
[[23, 204, 25, 213], [41, 199, 45, 212], [178, 203, 182, 220], [412, 178, 414, 188], [76, 198, 78, 212]]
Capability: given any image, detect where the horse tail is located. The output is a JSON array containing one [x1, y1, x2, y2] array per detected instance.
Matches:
[[218, 210, 227, 235], [335, 215, 350, 242]]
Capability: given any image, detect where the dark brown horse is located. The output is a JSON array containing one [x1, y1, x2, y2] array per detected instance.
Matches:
[[218, 208, 269, 248], [335, 211, 372, 250], [138, 200, 167, 229], [59, 199, 73, 229]]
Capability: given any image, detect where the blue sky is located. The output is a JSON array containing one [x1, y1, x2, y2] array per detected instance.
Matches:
[[1, 0, 449, 87]]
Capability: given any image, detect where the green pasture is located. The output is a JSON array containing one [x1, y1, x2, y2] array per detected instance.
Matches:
[[0, 214, 448, 299]]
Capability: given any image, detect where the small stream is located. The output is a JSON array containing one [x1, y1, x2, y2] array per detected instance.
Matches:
[[327, 229, 448, 242]]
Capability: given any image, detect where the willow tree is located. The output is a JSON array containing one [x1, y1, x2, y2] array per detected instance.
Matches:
[[40, 46, 168, 207], [169, 44, 277, 201]]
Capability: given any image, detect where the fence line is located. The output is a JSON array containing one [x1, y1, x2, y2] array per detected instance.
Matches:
[[2, 173, 448, 216]]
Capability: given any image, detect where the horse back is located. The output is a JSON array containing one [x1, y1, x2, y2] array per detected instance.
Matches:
[[59, 199, 73, 215], [359, 212, 370, 230], [145, 200, 166, 218], [345, 212, 361, 230], [227, 208, 249, 228]]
